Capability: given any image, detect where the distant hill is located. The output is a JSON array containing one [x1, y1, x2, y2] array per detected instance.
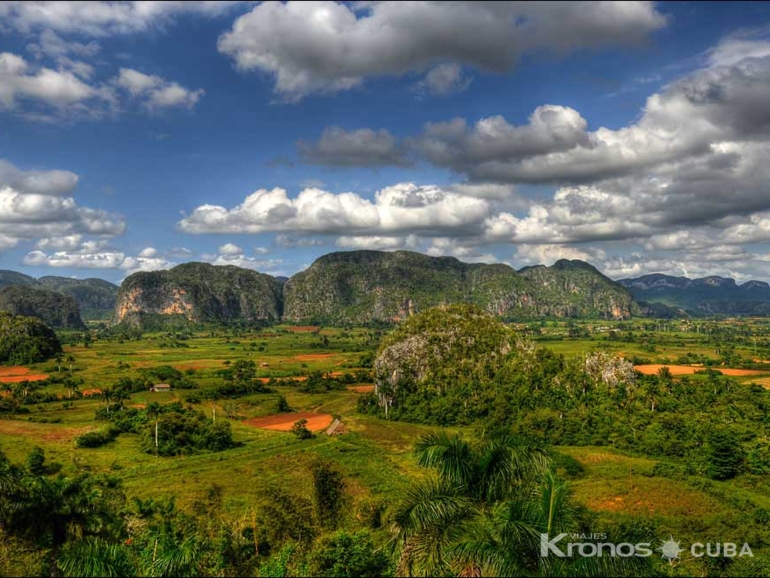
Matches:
[[618, 274, 770, 316], [108, 252, 638, 328], [519, 259, 644, 319], [283, 251, 637, 324], [112, 262, 283, 328], [0, 270, 38, 288], [0, 270, 118, 321], [0, 286, 86, 329], [39, 276, 119, 321]]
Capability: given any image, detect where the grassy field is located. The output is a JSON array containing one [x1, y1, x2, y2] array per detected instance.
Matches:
[[3, 318, 770, 570], [0, 324, 446, 516]]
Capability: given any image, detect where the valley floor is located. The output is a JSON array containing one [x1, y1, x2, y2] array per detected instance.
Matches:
[[2, 319, 770, 575]]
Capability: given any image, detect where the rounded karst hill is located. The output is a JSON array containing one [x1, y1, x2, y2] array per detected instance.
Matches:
[[0, 311, 62, 365], [373, 304, 517, 423]]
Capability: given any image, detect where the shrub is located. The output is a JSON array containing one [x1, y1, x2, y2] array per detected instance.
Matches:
[[308, 530, 391, 577], [310, 459, 347, 529], [290, 419, 313, 440], [75, 428, 119, 448], [275, 394, 291, 413], [27, 447, 45, 474]]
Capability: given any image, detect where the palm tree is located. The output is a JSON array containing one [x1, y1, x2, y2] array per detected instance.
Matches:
[[5, 474, 121, 577], [57, 538, 136, 577], [146, 403, 162, 455], [102, 389, 114, 414], [392, 433, 652, 577], [392, 432, 549, 576], [151, 535, 204, 577], [66, 356, 76, 373]]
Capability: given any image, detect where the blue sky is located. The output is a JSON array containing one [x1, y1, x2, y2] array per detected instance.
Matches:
[[3, 1, 770, 283]]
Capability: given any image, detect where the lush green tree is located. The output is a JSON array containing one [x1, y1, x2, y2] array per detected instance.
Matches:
[[26, 447, 46, 476], [310, 459, 347, 530], [707, 429, 743, 480], [290, 419, 313, 440], [308, 530, 391, 577], [255, 488, 317, 552], [392, 433, 651, 577], [57, 538, 135, 577], [275, 394, 292, 413], [3, 473, 124, 577]]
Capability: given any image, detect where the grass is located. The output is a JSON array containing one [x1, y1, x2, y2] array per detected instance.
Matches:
[[3, 317, 770, 563]]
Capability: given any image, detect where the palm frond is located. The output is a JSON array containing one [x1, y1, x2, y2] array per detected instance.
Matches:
[[151, 535, 203, 577], [414, 432, 476, 490], [58, 538, 136, 577]]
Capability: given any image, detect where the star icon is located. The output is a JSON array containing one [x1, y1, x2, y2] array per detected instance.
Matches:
[[658, 535, 684, 562]]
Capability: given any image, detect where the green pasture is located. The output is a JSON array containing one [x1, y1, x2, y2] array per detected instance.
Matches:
[[3, 317, 770, 569]]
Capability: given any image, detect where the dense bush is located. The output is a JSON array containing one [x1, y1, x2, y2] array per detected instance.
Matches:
[[75, 428, 119, 449], [95, 402, 235, 456], [141, 403, 235, 456]]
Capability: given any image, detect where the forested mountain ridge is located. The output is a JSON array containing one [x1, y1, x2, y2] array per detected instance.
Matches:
[[619, 273, 770, 315], [0, 270, 38, 288], [283, 251, 638, 324], [22, 253, 770, 328], [111, 251, 638, 328], [0, 270, 118, 321], [519, 258, 645, 319], [0, 286, 86, 329], [111, 262, 284, 328]]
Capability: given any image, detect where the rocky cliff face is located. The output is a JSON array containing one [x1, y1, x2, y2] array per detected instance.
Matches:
[[519, 259, 639, 319], [111, 262, 283, 327], [283, 251, 636, 324], [0, 286, 86, 329]]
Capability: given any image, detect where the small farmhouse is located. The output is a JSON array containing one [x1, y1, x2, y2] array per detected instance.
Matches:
[[150, 383, 172, 392]]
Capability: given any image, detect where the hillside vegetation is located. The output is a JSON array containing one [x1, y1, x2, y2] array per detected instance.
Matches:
[[112, 262, 283, 327], [38, 277, 118, 321], [0, 286, 85, 329], [283, 251, 637, 325], [0, 271, 117, 321], [369, 305, 770, 481], [0, 311, 62, 364], [620, 273, 770, 316]]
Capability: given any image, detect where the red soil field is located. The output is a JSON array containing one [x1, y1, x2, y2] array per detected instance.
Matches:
[[634, 364, 767, 376], [0, 366, 31, 377], [285, 326, 320, 332], [243, 411, 334, 432], [347, 385, 375, 393], [290, 353, 335, 362], [0, 367, 49, 382], [0, 369, 49, 383]]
